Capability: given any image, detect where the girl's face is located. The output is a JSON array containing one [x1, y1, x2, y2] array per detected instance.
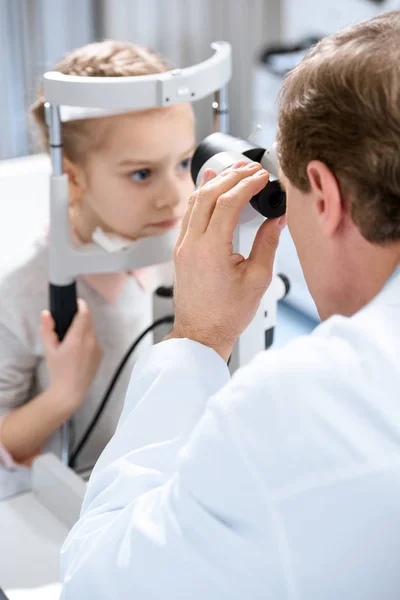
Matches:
[[72, 103, 196, 241]]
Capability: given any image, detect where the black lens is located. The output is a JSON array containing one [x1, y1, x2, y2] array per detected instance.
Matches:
[[268, 189, 285, 209], [250, 180, 286, 219]]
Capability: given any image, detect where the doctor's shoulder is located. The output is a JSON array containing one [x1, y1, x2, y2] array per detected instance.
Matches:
[[227, 308, 398, 445], [245, 301, 398, 398], [215, 311, 399, 492], [234, 315, 364, 396]]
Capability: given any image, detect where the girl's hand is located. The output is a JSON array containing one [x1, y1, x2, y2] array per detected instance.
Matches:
[[40, 299, 103, 417]]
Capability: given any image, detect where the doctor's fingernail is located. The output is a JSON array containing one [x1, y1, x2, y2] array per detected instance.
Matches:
[[201, 169, 214, 183], [278, 215, 287, 230]]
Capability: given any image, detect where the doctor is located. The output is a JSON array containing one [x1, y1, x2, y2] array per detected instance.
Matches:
[[61, 12, 400, 600]]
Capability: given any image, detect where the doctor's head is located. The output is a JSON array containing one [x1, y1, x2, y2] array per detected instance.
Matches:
[[31, 41, 195, 243], [277, 11, 400, 320]]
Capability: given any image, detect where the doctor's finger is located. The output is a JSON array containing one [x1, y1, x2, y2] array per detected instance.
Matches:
[[175, 170, 216, 250], [199, 169, 217, 188], [198, 161, 247, 189], [247, 216, 284, 282], [186, 163, 262, 239], [207, 169, 270, 243]]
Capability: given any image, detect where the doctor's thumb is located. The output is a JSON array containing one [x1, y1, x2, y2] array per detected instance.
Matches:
[[248, 215, 286, 274]]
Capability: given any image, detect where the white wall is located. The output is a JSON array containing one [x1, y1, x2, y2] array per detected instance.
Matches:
[[0, 155, 50, 273], [0, 0, 95, 159], [283, 0, 400, 40], [99, 0, 283, 140]]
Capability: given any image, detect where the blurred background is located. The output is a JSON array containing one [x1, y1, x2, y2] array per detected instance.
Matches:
[[2, 0, 397, 159], [1, 0, 399, 336]]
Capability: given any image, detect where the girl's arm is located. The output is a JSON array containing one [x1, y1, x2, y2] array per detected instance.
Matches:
[[1, 386, 75, 464], [0, 300, 102, 465]]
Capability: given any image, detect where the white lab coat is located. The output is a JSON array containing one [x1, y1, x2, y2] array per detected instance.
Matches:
[[61, 268, 400, 599]]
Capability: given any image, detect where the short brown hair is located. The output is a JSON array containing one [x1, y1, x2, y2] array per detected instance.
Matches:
[[277, 11, 400, 244], [31, 40, 172, 164]]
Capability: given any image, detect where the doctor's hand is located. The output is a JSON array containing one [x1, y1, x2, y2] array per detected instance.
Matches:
[[166, 162, 286, 361]]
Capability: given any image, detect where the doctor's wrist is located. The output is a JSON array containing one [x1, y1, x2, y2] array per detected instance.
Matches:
[[164, 327, 234, 363]]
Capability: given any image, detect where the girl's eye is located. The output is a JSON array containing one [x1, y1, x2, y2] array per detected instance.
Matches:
[[177, 158, 192, 172], [131, 168, 151, 182]]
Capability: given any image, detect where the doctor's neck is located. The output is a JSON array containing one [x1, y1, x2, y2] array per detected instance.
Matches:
[[317, 233, 400, 321]]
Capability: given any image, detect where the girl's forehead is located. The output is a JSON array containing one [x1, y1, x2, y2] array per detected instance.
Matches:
[[101, 105, 196, 160], [112, 103, 194, 134]]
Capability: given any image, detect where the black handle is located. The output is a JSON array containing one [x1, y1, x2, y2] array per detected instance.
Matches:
[[50, 282, 78, 341]]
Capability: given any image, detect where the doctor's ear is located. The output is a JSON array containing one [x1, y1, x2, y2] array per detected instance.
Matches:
[[63, 157, 88, 206], [307, 160, 344, 238]]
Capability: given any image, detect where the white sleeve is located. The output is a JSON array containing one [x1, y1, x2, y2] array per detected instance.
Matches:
[[61, 338, 236, 599], [60, 330, 352, 600], [60, 304, 400, 600]]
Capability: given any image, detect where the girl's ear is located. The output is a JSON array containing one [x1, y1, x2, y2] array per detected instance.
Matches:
[[63, 158, 87, 206]]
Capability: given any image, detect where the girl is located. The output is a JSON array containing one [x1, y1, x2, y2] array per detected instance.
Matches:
[[0, 40, 195, 496]]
